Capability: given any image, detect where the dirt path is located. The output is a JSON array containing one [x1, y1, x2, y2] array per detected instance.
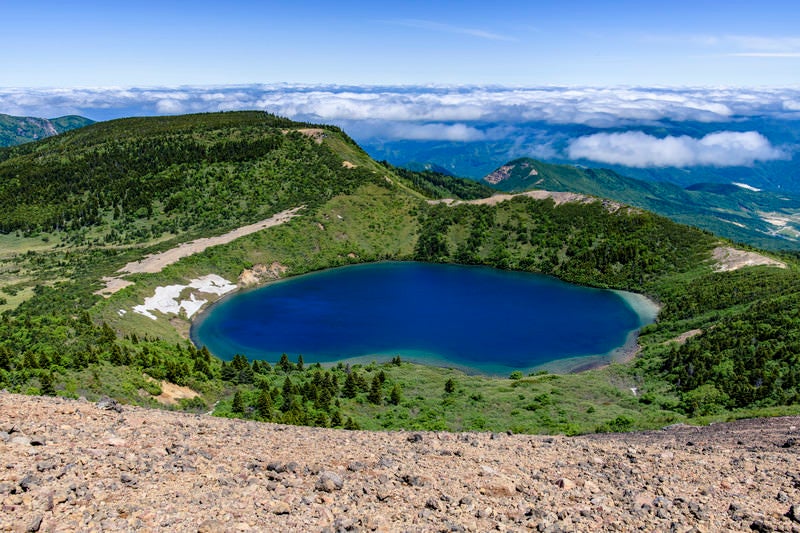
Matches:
[[95, 207, 303, 297]]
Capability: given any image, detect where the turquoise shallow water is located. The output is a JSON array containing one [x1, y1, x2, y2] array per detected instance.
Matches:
[[191, 262, 654, 375]]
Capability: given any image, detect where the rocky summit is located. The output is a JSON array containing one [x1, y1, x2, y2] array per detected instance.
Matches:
[[2, 392, 800, 532]]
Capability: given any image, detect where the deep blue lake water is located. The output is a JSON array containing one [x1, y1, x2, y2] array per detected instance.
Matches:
[[191, 262, 657, 375]]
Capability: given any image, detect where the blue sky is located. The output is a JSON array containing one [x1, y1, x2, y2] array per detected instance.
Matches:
[[3, 0, 800, 87]]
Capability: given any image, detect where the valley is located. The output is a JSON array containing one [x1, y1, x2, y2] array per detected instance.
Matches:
[[0, 111, 799, 437]]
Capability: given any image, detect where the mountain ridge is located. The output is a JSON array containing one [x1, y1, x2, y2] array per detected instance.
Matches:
[[0, 113, 93, 147], [482, 157, 800, 251]]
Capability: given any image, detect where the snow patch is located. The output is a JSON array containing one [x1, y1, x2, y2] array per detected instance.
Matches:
[[732, 182, 761, 192], [132, 275, 237, 321]]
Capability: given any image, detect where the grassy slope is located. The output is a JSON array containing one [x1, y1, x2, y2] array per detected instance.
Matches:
[[1, 112, 799, 435]]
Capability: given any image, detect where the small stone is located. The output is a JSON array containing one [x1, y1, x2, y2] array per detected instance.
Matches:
[[315, 471, 343, 492], [19, 475, 38, 492], [96, 396, 123, 413], [36, 459, 59, 472], [750, 519, 773, 532], [555, 478, 575, 490], [425, 498, 439, 510], [271, 501, 291, 515], [377, 456, 394, 468], [25, 513, 43, 532], [10, 436, 32, 446], [120, 473, 137, 486], [347, 461, 365, 472], [266, 462, 285, 473], [787, 504, 800, 523], [401, 474, 426, 487], [407, 433, 423, 443]]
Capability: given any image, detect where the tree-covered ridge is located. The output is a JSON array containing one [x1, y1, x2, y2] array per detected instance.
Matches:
[[485, 157, 800, 252], [414, 197, 715, 290], [0, 111, 381, 241], [385, 163, 495, 200], [0, 113, 93, 147]]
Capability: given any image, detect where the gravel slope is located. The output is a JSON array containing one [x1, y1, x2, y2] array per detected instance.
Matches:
[[2, 392, 800, 532]]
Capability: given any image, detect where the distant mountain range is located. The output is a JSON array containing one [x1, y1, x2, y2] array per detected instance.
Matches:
[[0, 113, 94, 146], [483, 157, 800, 251], [360, 117, 800, 194]]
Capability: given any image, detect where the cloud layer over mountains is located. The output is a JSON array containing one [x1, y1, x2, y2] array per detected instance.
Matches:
[[567, 131, 788, 168], [1, 85, 797, 167]]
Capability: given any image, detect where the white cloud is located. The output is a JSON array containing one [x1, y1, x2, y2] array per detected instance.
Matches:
[[155, 99, 186, 114], [566, 131, 787, 168], [3, 85, 800, 126], [382, 123, 487, 142]]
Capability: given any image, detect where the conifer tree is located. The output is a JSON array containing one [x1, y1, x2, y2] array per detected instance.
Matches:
[[256, 389, 272, 419], [367, 374, 382, 405], [389, 383, 402, 406], [342, 371, 358, 398], [39, 371, 56, 396], [231, 390, 245, 414]]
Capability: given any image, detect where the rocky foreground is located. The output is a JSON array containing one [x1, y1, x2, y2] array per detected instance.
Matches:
[[2, 393, 800, 532]]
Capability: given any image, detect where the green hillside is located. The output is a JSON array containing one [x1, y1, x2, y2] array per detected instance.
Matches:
[[1, 111, 799, 434], [0, 113, 93, 147], [484, 158, 800, 251]]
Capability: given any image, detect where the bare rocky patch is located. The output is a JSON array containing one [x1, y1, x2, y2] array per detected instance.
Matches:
[[430, 190, 627, 212], [711, 245, 786, 272], [3, 392, 800, 532], [238, 262, 289, 287]]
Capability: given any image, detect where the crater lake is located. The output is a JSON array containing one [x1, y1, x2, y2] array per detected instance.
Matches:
[[191, 262, 658, 375]]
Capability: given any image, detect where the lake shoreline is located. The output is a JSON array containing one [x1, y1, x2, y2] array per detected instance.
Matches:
[[191, 261, 660, 376]]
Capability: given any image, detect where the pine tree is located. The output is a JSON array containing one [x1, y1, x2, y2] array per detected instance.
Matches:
[[256, 389, 272, 419], [344, 417, 360, 430], [389, 384, 402, 405], [296, 354, 304, 371], [444, 378, 456, 394], [278, 353, 293, 373], [367, 375, 382, 405], [39, 371, 56, 396], [342, 371, 358, 398], [231, 390, 245, 414]]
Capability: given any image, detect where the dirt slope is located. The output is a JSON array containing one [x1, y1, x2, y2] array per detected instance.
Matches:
[[2, 393, 800, 532]]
